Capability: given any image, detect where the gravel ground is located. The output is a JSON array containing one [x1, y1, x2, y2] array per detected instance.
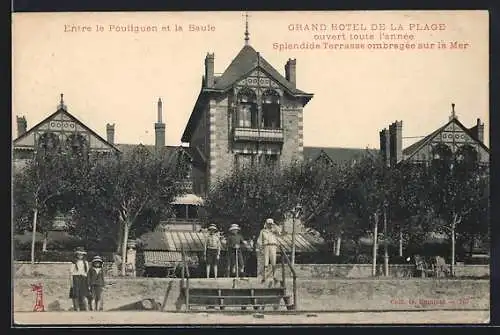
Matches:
[[13, 310, 490, 325]]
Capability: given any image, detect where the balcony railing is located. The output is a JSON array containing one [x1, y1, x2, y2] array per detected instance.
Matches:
[[233, 127, 284, 143], [175, 180, 193, 192]]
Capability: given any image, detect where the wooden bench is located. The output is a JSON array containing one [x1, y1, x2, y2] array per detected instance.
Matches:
[[181, 287, 292, 311]]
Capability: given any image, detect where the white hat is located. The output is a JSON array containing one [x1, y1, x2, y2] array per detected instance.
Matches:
[[208, 224, 218, 231], [92, 255, 103, 263], [75, 247, 87, 255], [228, 224, 240, 232], [265, 218, 274, 225]]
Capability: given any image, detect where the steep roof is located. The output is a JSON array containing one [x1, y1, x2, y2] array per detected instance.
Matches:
[[304, 146, 377, 165], [402, 117, 490, 160], [213, 45, 311, 96], [13, 107, 120, 153]]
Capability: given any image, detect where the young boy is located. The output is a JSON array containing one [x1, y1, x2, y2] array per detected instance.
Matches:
[[87, 255, 105, 311], [203, 224, 221, 279], [226, 224, 246, 277]]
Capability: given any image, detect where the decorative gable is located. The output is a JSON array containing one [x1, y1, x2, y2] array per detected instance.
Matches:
[[405, 119, 489, 164], [236, 69, 282, 92], [13, 108, 119, 153]]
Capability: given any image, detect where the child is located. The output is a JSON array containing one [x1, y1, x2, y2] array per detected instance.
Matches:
[[69, 247, 90, 311], [226, 224, 246, 277], [87, 255, 106, 311], [203, 224, 221, 279]]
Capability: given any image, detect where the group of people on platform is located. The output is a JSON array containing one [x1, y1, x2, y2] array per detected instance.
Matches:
[[69, 247, 106, 311], [204, 217, 282, 282]]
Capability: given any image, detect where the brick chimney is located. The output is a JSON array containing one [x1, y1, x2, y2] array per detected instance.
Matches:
[[285, 58, 296, 87], [16, 116, 27, 137], [389, 121, 403, 165], [106, 123, 115, 144], [379, 128, 391, 167], [476, 118, 484, 144], [205, 53, 215, 88], [155, 98, 165, 151]]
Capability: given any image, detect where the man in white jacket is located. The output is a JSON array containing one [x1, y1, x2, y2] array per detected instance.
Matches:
[[256, 218, 280, 283]]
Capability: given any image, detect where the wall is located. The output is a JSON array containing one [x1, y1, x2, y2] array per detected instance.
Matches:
[[259, 262, 489, 279], [280, 96, 303, 165], [190, 103, 209, 195], [13, 277, 489, 312], [14, 261, 489, 280], [14, 262, 117, 278], [212, 95, 233, 184]]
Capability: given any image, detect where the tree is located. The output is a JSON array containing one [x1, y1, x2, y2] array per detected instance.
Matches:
[[389, 162, 433, 257], [341, 154, 392, 276], [84, 146, 187, 276], [425, 149, 489, 276], [285, 158, 352, 258], [205, 164, 288, 239], [12, 151, 86, 265]]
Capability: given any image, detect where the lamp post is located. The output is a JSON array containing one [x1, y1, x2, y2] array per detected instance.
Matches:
[[383, 202, 389, 277], [291, 205, 302, 265]]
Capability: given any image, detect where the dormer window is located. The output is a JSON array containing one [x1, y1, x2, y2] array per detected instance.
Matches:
[[37, 132, 60, 156]]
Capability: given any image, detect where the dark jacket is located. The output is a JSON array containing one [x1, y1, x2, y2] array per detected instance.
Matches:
[[227, 233, 245, 249], [87, 267, 105, 286]]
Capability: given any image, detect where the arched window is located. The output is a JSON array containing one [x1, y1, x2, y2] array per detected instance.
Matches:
[[262, 89, 281, 129], [37, 132, 60, 155], [456, 144, 478, 165], [237, 88, 257, 128], [65, 133, 89, 157], [431, 143, 453, 172], [455, 144, 479, 172], [432, 143, 453, 162]]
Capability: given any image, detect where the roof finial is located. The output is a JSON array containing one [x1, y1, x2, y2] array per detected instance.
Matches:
[[243, 12, 250, 45], [58, 93, 67, 111], [451, 102, 456, 120]]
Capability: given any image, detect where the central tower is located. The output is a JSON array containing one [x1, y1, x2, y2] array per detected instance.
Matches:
[[181, 13, 314, 195]]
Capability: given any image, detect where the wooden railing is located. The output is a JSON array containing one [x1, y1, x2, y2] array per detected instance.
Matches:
[[278, 244, 298, 310]]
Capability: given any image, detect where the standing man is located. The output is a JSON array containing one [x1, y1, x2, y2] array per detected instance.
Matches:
[[256, 218, 280, 283], [204, 224, 222, 279], [226, 224, 246, 277]]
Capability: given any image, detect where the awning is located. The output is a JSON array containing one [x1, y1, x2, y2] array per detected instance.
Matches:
[[276, 233, 325, 253], [140, 231, 324, 253], [171, 194, 204, 206], [144, 251, 199, 267]]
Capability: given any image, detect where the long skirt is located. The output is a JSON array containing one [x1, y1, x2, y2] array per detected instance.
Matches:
[[71, 275, 89, 299]]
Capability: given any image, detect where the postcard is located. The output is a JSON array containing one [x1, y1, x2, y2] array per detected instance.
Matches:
[[12, 10, 489, 325]]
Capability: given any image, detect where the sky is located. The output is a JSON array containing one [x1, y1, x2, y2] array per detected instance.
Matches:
[[12, 11, 489, 149]]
